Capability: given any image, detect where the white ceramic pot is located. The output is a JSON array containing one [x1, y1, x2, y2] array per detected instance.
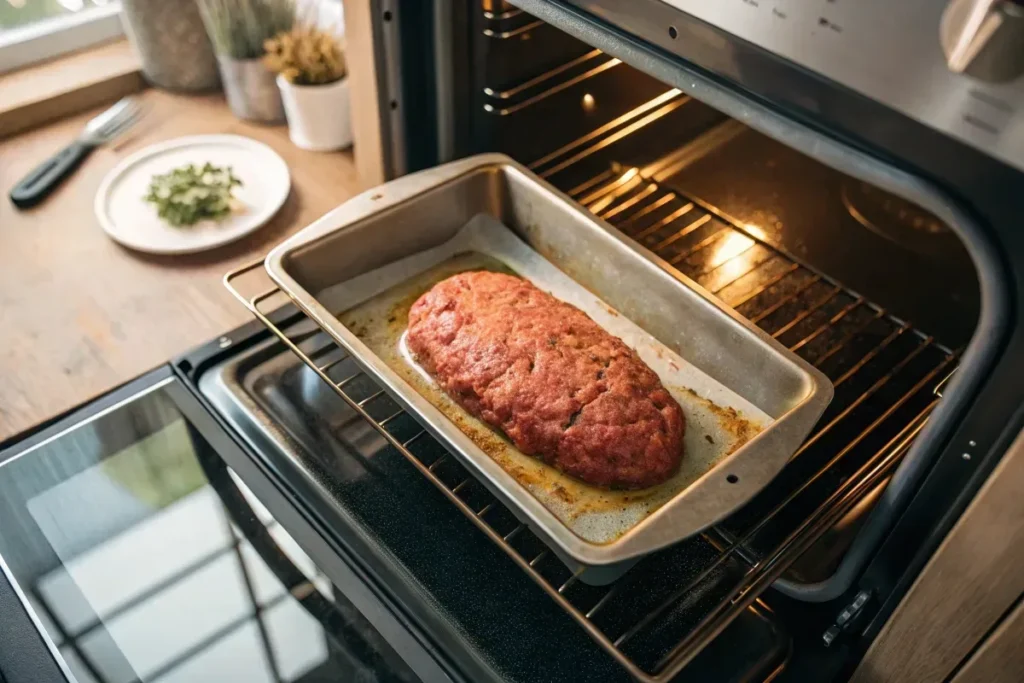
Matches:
[[277, 74, 353, 151]]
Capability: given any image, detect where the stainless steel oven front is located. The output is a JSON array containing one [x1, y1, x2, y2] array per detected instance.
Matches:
[[336, 0, 1024, 680]]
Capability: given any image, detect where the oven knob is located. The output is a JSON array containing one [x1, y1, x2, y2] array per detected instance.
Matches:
[[941, 0, 1024, 81]]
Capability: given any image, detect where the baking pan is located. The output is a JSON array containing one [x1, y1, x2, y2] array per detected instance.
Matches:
[[264, 154, 832, 578]]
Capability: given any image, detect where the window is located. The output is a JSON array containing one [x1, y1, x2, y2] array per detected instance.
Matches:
[[0, 0, 123, 74]]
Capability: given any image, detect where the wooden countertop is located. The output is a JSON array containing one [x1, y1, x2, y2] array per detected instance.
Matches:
[[0, 89, 363, 441]]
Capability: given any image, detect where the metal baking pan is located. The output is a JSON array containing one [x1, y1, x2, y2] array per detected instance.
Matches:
[[264, 154, 833, 580]]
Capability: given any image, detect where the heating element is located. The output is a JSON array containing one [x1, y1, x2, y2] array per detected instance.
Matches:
[[224, 142, 954, 680]]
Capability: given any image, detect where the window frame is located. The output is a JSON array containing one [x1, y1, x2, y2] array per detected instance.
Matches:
[[0, 3, 123, 75]]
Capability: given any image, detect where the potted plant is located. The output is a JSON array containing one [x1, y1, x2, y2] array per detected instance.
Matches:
[[120, 0, 220, 91], [196, 0, 295, 123], [264, 26, 352, 151]]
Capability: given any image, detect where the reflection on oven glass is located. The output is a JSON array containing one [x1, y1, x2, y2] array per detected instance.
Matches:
[[2, 408, 417, 683]]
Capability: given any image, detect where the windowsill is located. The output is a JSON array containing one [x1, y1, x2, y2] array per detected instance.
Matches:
[[0, 39, 144, 139]]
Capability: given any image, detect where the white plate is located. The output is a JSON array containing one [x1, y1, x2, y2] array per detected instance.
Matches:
[[95, 135, 291, 254]]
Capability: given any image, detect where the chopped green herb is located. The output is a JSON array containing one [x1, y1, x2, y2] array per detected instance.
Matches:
[[144, 162, 243, 227]]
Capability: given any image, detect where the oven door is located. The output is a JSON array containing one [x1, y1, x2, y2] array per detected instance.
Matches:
[[0, 367, 429, 683], [185, 309, 795, 683]]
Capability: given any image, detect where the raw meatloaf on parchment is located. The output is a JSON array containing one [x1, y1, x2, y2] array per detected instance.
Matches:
[[405, 271, 685, 489]]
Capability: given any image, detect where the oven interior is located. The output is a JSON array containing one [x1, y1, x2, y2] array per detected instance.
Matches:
[[203, 4, 984, 682]]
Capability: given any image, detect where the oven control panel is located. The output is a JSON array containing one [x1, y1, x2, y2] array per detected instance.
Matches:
[[660, 0, 1024, 172]]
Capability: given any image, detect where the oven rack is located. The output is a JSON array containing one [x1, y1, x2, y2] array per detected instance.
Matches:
[[224, 177, 955, 683]]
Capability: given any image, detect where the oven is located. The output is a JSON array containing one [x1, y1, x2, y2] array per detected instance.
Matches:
[[362, 1, 1021, 678], [1, 1, 1022, 682]]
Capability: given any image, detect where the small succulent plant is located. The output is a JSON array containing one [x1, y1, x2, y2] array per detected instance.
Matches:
[[263, 26, 346, 86]]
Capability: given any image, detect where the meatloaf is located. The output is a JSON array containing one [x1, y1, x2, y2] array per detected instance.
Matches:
[[406, 271, 685, 489]]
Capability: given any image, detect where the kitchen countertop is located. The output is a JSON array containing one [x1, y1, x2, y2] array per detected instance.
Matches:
[[0, 88, 364, 442]]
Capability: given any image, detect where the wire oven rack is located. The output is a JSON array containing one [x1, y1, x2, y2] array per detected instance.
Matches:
[[224, 167, 956, 682]]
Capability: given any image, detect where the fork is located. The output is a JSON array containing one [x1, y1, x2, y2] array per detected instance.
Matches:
[[9, 96, 144, 209]]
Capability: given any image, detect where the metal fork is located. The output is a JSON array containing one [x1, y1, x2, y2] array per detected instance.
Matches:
[[9, 96, 144, 209]]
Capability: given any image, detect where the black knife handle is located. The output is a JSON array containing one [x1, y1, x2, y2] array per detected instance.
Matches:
[[9, 140, 93, 209]]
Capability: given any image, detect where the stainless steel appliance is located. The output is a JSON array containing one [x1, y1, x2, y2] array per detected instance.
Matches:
[[1, 1, 1022, 682]]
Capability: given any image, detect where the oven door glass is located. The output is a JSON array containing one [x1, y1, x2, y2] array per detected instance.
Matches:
[[0, 373, 418, 683]]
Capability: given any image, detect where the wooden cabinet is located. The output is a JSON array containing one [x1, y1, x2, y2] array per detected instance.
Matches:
[[852, 427, 1024, 683], [951, 598, 1024, 683]]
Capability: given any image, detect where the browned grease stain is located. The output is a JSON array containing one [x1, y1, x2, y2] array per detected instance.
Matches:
[[552, 484, 573, 504], [679, 386, 761, 455], [339, 251, 766, 542]]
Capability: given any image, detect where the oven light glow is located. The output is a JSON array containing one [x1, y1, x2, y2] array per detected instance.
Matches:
[[582, 93, 597, 111], [586, 168, 641, 214], [708, 232, 756, 281], [743, 223, 768, 241]]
